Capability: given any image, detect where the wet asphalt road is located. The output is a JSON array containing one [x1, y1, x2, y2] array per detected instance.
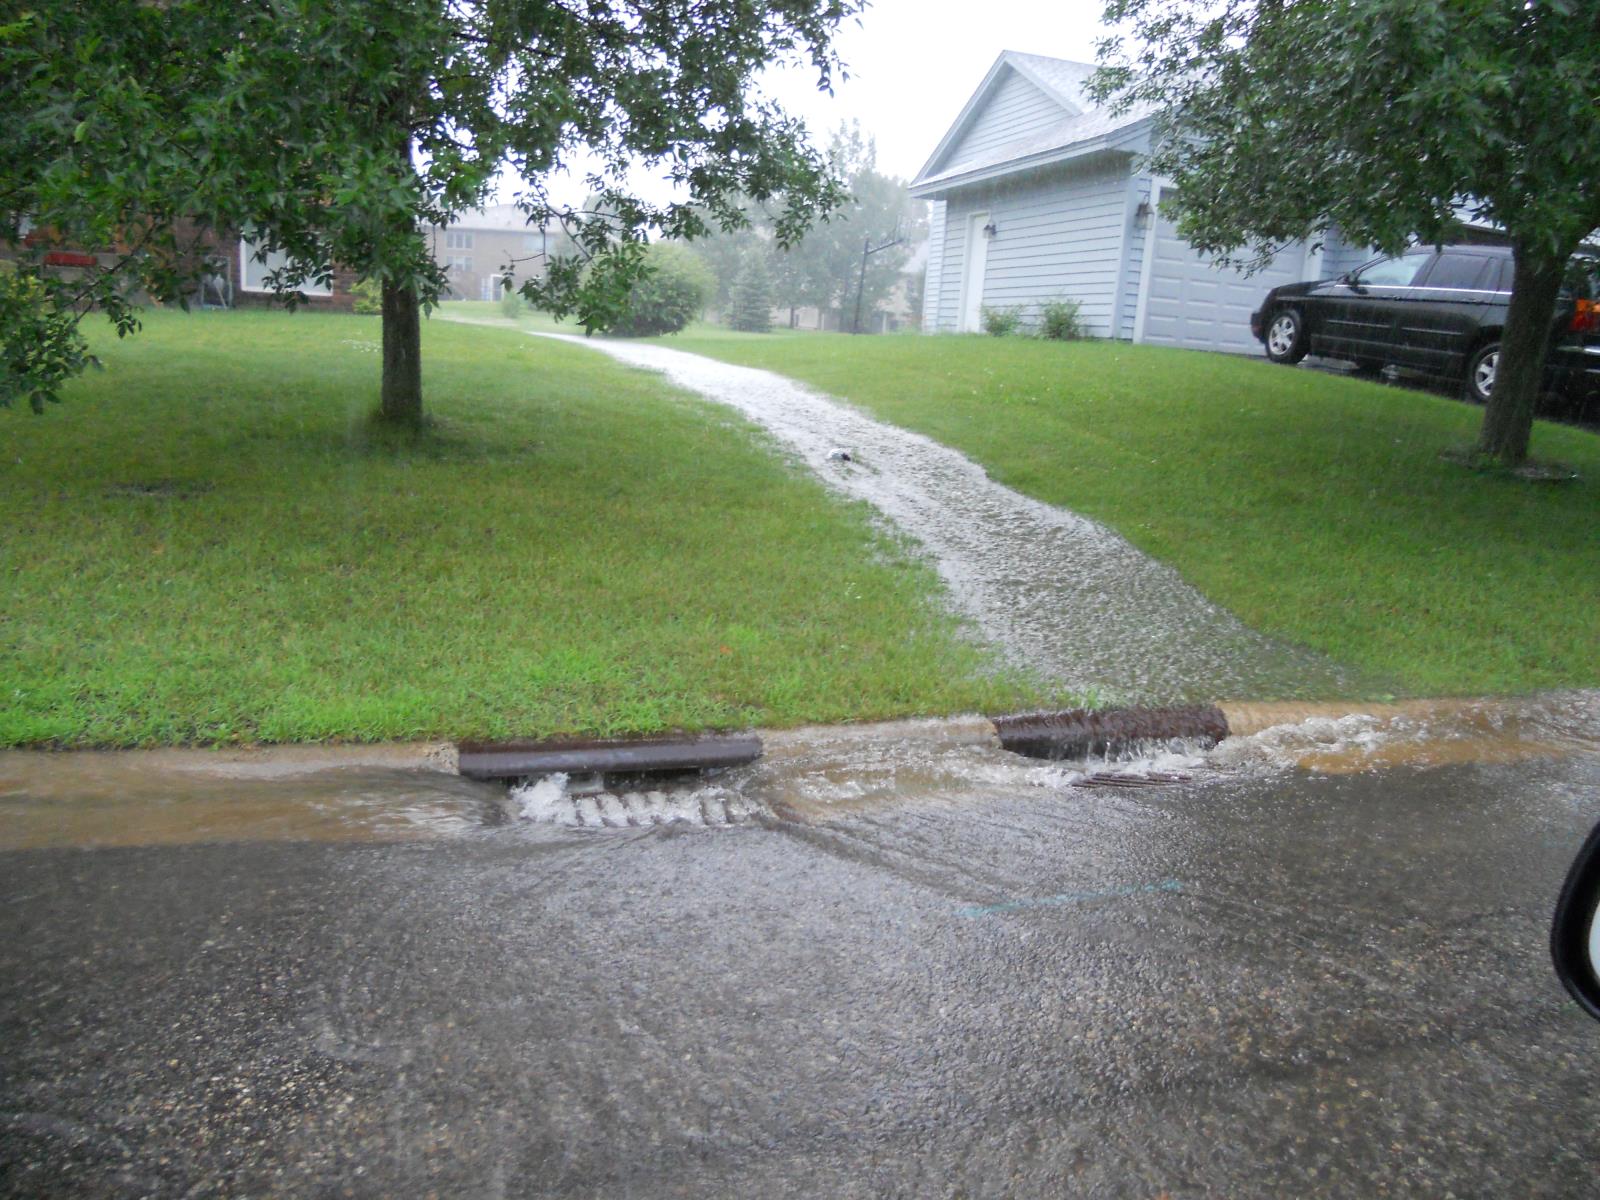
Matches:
[[4, 747, 1600, 1198]]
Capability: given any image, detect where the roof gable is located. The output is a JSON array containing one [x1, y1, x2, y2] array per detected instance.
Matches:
[[912, 51, 1151, 197]]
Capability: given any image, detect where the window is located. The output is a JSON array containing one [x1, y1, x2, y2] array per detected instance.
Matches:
[[1560, 256, 1600, 301], [1422, 254, 1492, 290], [1354, 252, 1431, 287], [448, 255, 472, 273], [238, 238, 331, 295], [446, 230, 474, 250]]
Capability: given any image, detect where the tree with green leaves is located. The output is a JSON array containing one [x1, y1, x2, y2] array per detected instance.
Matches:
[[771, 122, 920, 329], [3, 0, 857, 426], [1093, 0, 1600, 465]]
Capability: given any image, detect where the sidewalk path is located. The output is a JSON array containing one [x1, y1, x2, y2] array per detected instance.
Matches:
[[535, 329, 1355, 703]]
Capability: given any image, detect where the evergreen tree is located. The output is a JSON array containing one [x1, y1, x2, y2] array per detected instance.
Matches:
[[728, 250, 774, 333]]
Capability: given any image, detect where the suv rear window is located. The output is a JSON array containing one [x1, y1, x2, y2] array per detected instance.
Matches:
[[1423, 253, 1493, 290]]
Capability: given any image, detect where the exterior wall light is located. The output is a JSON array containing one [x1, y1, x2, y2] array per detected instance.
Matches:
[[981, 222, 998, 239], [1135, 200, 1153, 223]]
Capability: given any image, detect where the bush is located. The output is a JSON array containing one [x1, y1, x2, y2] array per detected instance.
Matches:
[[351, 277, 382, 316], [604, 243, 714, 337], [1039, 298, 1086, 341], [0, 269, 98, 412], [498, 282, 526, 319], [981, 305, 1023, 337]]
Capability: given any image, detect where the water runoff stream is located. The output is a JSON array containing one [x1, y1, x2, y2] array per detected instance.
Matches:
[[537, 334, 1356, 704]]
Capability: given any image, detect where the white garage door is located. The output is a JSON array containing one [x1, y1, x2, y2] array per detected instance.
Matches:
[[1138, 188, 1311, 355]]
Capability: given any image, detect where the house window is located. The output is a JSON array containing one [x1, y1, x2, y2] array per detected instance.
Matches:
[[446, 230, 474, 250], [238, 238, 331, 295], [448, 255, 472, 273]]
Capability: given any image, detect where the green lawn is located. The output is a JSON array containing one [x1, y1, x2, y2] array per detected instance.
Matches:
[[652, 328, 1600, 698], [0, 310, 1057, 748]]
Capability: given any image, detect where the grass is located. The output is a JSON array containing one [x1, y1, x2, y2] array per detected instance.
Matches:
[[647, 329, 1600, 698], [0, 309, 1060, 748]]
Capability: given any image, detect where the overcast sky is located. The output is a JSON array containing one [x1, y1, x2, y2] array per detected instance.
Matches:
[[527, 2, 1113, 211], [761, 0, 1110, 182]]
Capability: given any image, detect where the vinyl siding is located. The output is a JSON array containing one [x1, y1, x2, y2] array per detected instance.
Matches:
[[1320, 231, 1377, 280], [934, 206, 967, 332], [941, 69, 1069, 173], [922, 201, 946, 331], [1119, 175, 1154, 340], [929, 155, 1132, 336]]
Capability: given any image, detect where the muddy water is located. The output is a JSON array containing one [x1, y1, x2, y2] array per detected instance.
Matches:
[[536, 333, 1358, 703], [0, 753, 505, 850]]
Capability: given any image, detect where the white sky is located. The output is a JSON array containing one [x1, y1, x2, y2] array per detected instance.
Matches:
[[525, 2, 1111, 212], [761, 0, 1109, 182]]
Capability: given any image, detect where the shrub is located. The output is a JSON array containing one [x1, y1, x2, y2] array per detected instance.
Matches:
[[604, 243, 714, 337], [727, 250, 774, 333], [351, 277, 382, 315], [498, 281, 526, 319], [981, 305, 1023, 337], [0, 269, 98, 412], [1039, 298, 1086, 341]]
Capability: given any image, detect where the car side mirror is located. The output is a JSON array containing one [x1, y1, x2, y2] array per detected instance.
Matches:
[[1551, 818, 1600, 1022]]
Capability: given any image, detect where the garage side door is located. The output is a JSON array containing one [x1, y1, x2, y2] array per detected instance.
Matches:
[[1138, 188, 1310, 355]]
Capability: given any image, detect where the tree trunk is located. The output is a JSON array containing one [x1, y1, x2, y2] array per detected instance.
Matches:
[[1475, 247, 1566, 466], [378, 278, 423, 427]]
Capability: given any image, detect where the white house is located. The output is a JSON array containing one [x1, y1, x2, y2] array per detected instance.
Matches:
[[910, 51, 1379, 353]]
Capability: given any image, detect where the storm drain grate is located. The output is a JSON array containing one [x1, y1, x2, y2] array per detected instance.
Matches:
[[1068, 771, 1193, 789]]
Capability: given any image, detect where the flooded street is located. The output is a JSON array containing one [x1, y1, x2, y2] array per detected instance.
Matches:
[[5, 699, 1600, 1197], [537, 334, 1356, 703]]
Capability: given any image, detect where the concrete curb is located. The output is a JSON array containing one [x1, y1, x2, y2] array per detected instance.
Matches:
[[0, 696, 1511, 788]]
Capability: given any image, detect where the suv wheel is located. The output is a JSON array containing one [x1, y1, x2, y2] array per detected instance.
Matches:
[[1466, 341, 1500, 404], [1265, 308, 1308, 364]]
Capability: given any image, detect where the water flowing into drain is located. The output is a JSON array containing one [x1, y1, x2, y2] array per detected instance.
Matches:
[[6, 695, 1592, 847], [535, 333, 1356, 703]]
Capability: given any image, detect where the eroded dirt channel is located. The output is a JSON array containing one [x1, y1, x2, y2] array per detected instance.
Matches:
[[539, 334, 1355, 703]]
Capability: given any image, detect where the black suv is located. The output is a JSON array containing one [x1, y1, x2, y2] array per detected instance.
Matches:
[[1249, 244, 1600, 414]]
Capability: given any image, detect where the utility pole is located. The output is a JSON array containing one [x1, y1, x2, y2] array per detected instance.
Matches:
[[851, 219, 903, 335]]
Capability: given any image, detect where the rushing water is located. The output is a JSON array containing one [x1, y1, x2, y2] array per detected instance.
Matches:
[[9, 693, 1595, 846], [536, 333, 1358, 703]]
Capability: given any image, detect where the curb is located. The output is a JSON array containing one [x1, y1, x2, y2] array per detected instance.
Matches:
[[448, 696, 1507, 782], [0, 697, 1508, 789]]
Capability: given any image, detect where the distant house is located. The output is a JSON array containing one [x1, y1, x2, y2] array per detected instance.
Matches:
[[231, 233, 357, 310], [910, 51, 1384, 353], [17, 207, 552, 312], [426, 204, 550, 302], [233, 205, 550, 309]]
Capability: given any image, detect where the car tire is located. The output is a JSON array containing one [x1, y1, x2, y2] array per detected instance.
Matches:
[[1466, 341, 1500, 404], [1264, 307, 1309, 364]]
